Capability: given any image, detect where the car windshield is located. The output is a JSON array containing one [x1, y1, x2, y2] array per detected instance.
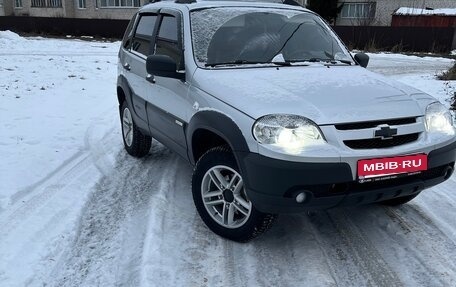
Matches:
[[190, 7, 354, 68]]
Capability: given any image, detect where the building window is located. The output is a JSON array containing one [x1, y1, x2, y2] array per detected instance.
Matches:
[[100, 0, 140, 8], [31, 0, 61, 7], [341, 2, 376, 19], [0, 0, 3, 8], [48, 0, 62, 7], [31, 0, 46, 7], [78, 0, 86, 8], [15, 0, 22, 8]]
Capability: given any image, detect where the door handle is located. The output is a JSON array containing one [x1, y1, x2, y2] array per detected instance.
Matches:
[[123, 63, 131, 71]]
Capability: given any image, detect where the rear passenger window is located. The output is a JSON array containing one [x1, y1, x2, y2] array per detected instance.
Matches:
[[155, 15, 183, 69], [132, 15, 157, 56], [122, 13, 138, 49]]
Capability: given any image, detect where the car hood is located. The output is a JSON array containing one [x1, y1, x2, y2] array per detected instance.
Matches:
[[192, 65, 436, 125]]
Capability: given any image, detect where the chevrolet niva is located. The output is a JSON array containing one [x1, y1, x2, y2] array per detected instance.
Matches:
[[117, 0, 456, 242]]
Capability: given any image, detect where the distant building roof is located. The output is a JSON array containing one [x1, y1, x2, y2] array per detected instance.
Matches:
[[394, 7, 456, 16]]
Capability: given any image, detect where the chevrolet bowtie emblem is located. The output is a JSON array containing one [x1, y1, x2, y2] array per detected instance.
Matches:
[[374, 125, 398, 140]]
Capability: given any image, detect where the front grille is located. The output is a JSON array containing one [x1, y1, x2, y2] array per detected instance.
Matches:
[[344, 133, 419, 149], [335, 117, 416, 130]]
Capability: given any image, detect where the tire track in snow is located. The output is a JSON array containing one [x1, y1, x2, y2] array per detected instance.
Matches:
[[177, 215, 220, 286], [0, 126, 121, 286], [52, 144, 178, 287], [137, 156, 225, 287], [381, 204, 456, 286], [0, 152, 89, 235], [307, 209, 403, 287], [331, 196, 456, 287], [0, 128, 118, 241], [137, 154, 244, 287], [9, 150, 86, 205], [138, 154, 182, 286], [349, 206, 444, 287], [245, 215, 326, 287]]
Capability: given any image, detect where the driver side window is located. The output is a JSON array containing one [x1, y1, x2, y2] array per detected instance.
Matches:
[[154, 15, 184, 70]]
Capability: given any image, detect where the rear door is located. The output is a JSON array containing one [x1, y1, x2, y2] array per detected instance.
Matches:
[[126, 13, 159, 125]]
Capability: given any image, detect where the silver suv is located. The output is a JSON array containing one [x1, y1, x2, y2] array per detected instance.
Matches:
[[117, 0, 456, 241]]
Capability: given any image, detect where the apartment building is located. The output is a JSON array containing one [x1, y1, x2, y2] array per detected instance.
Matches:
[[0, 0, 145, 19]]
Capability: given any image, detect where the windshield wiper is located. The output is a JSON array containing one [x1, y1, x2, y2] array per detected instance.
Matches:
[[271, 61, 292, 66], [288, 58, 352, 65], [205, 58, 348, 68], [322, 51, 353, 65], [332, 59, 352, 65], [307, 58, 326, 63], [205, 60, 269, 67], [287, 58, 329, 63]]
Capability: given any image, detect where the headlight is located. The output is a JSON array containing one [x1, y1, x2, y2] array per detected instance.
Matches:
[[425, 102, 454, 134], [253, 114, 326, 154]]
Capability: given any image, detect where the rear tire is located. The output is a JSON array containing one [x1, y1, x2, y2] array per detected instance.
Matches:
[[379, 193, 420, 206], [192, 146, 277, 242], [120, 101, 151, 158]]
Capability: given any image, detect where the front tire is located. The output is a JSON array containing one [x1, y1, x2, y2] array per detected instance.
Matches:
[[120, 101, 151, 157], [192, 146, 277, 242]]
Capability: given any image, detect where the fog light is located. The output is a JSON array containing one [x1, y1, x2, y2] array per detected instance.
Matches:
[[296, 192, 306, 203]]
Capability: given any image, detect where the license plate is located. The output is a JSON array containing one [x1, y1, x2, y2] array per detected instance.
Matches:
[[357, 154, 427, 182]]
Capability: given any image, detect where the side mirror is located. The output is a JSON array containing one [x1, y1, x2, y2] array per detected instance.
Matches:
[[146, 55, 184, 80], [354, 53, 369, 68]]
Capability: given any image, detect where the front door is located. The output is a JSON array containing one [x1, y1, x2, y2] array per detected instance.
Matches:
[[146, 10, 190, 158]]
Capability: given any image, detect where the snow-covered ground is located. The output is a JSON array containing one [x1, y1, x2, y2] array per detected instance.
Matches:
[[1, 31, 456, 287], [395, 7, 456, 16]]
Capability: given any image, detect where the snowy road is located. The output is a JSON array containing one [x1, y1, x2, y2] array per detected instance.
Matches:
[[1, 32, 456, 287]]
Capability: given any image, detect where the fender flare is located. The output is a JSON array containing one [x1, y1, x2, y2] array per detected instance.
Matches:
[[186, 110, 250, 165], [117, 75, 149, 132], [117, 75, 132, 107]]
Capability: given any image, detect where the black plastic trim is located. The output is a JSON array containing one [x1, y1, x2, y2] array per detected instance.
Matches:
[[428, 141, 456, 168], [239, 140, 456, 213], [186, 110, 249, 165], [145, 98, 188, 159], [117, 75, 150, 134], [238, 152, 353, 195], [334, 117, 417, 130]]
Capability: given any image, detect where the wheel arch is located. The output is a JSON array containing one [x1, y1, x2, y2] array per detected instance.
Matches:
[[187, 110, 250, 165], [116, 75, 150, 134], [117, 75, 129, 106], [117, 86, 126, 105]]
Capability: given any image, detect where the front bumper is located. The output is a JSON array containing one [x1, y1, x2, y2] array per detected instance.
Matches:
[[237, 141, 456, 213]]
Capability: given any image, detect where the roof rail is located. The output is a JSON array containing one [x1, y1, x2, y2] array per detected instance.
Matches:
[[149, 0, 197, 3], [148, 0, 302, 5], [201, 0, 302, 6]]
